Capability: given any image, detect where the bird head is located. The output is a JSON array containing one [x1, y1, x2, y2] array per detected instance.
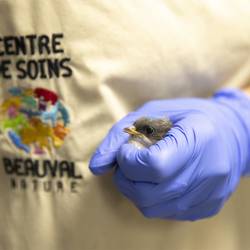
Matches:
[[124, 117, 172, 148]]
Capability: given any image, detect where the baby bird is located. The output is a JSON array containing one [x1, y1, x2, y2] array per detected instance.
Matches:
[[124, 117, 172, 148]]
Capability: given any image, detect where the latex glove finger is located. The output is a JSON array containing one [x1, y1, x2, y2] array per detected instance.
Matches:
[[89, 112, 143, 175], [114, 168, 193, 207]]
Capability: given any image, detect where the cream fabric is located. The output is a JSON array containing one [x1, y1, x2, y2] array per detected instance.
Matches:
[[0, 1, 250, 250]]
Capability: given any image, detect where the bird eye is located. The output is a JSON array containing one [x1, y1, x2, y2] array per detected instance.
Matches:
[[143, 125, 155, 135]]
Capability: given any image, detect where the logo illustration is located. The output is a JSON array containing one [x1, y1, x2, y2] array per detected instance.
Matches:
[[0, 86, 70, 155]]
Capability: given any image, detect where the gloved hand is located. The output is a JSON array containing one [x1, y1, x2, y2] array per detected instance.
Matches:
[[89, 88, 250, 220]]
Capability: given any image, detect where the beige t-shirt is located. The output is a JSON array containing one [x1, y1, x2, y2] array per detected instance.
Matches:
[[0, 1, 250, 250]]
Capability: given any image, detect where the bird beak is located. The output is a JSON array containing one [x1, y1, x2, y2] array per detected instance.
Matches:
[[123, 126, 142, 136]]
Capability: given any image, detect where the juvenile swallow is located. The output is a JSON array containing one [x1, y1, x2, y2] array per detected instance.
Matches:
[[124, 117, 172, 148]]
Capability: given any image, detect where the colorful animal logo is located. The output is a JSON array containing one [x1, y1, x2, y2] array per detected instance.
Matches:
[[0, 86, 70, 155]]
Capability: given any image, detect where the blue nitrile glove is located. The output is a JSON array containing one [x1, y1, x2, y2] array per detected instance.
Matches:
[[89, 88, 250, 220]]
